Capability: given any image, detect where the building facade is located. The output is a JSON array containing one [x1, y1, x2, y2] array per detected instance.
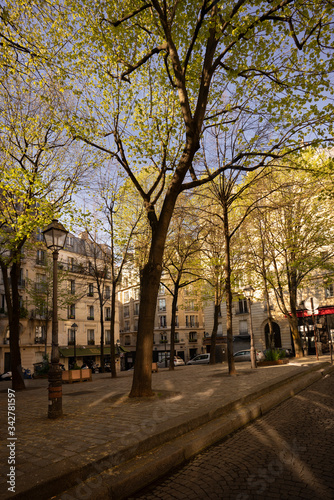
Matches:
[[0, 232, 120, 374], [118, 281, 206, 369]]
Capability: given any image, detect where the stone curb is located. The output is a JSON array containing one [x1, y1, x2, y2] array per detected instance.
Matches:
[[40, 362, 334, 500]]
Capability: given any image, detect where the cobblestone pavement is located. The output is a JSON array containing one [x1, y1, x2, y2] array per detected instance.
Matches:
[[129, 373, 334, 500], [0, 358, 332, 499]]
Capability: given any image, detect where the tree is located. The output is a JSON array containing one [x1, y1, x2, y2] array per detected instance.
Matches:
[[242, 155, 334, 356], [0, 76, 89, 390], [80, 169, 146, 377], [162, 200, 204, 370], [197, 132, 275, 371], [10, 0, 334, 395]]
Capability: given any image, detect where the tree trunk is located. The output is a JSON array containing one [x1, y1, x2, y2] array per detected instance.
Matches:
[[264, 279, 274, 349], [110, 282, 117, 378], [223, 207, 236, 376], [210, 292, 220, 365], [4, 262, 25, 390], [288, 312, 304, 357], [169, 283, 179, 371], [129, 260, 162, 397], [99, 295, 105, 373], [289, 268, 304, 358]]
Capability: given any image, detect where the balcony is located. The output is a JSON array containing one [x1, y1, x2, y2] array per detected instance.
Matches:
[[186, 322, 199, 328], [189, 338, 198, 343], [87, 316, 94, 320], [68, 314, 76, 320], [68, 340, 75, 345], [105, 316, 111, 322], [3, 338, 9, 344], [87, 339, 95, 345]]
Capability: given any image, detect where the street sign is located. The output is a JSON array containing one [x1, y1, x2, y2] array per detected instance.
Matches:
[[304, 297, 319, 313]]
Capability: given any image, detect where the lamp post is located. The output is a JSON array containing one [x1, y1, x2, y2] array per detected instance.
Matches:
[[71, 323, 78, 366], [243, 285, 257, 369], [43, 219, 68, 419]]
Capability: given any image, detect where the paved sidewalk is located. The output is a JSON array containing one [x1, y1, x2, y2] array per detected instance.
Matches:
[[0, 356, 333, 500]]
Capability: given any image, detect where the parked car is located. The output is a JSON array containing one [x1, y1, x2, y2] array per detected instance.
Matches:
[[187, 353, 210, 365], [0, 371, 12, 381], [157, 356, 185, 368], [233, 350, 265, 362]]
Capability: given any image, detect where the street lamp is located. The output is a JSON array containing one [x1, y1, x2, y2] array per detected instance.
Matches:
[[243, 285, 257, 369], [71, 323, 78, 366], [43, 219, 68, 419]]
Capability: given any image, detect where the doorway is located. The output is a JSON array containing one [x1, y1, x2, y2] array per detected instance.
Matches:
[[265, 322, 282, 349]]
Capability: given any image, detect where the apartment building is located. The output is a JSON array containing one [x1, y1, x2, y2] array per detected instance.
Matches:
[[203, 280, 334, 356], [118, 280, 206, 369], [0, 232, 120, 374]]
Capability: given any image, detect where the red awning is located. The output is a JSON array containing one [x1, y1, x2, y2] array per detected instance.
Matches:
[[296, 306, 334, 318]]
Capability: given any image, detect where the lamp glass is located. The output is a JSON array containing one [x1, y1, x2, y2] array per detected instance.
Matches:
[[43, 220, 68, 250]]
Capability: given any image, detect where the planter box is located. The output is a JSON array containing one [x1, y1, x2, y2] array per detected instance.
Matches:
[[62, 368, 92, 383], [257, 359, 289, 366]]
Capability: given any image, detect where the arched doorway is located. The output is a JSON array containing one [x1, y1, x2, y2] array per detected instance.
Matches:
[[265, 322, 282, 349]]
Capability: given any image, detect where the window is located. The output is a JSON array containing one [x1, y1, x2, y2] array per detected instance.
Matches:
[[68, 257, 75, 271], [105, 307, 111, 320], [105, 286, 110, 299], [87, 329, 95, 345], [124, 291, 130, 302], [186, 315, 198, 328], [239, 320, 248, 335], [124, 320, 130, 332], [237, 299, 248, 314], [125, 335, 131, 346], [36, 228, 44, 242], [0, 294, 6, 313], [68, 328, 75, 345], [134, 319, 138, 331], [174, 332, 179, 343], [88, 283, 94, 297], [134, 303, 140, 316], [67, 236, 74, 248], [87, 305, 94, 320], [70, 280, 75, 295], [124, 305, 130, 318], [185, 300, 195, 311], [159, 284, 166, 295], [189, 331, 197, 342], [68, 304, 75, 319], [35, 326, 46, 344], [325, 284, 334, 298], [175, 315, 179, 327], [160, 333, 167, 343], [158, 298, 166, 312], [134, 288, 140, 300], [105, 330, 111, 345], [36, 249, 46, 265], [35, 274, 46, 293], [159, 315, 167, 328]]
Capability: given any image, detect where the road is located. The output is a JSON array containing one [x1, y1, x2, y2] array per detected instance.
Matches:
[[129, 373, 334, 500]]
